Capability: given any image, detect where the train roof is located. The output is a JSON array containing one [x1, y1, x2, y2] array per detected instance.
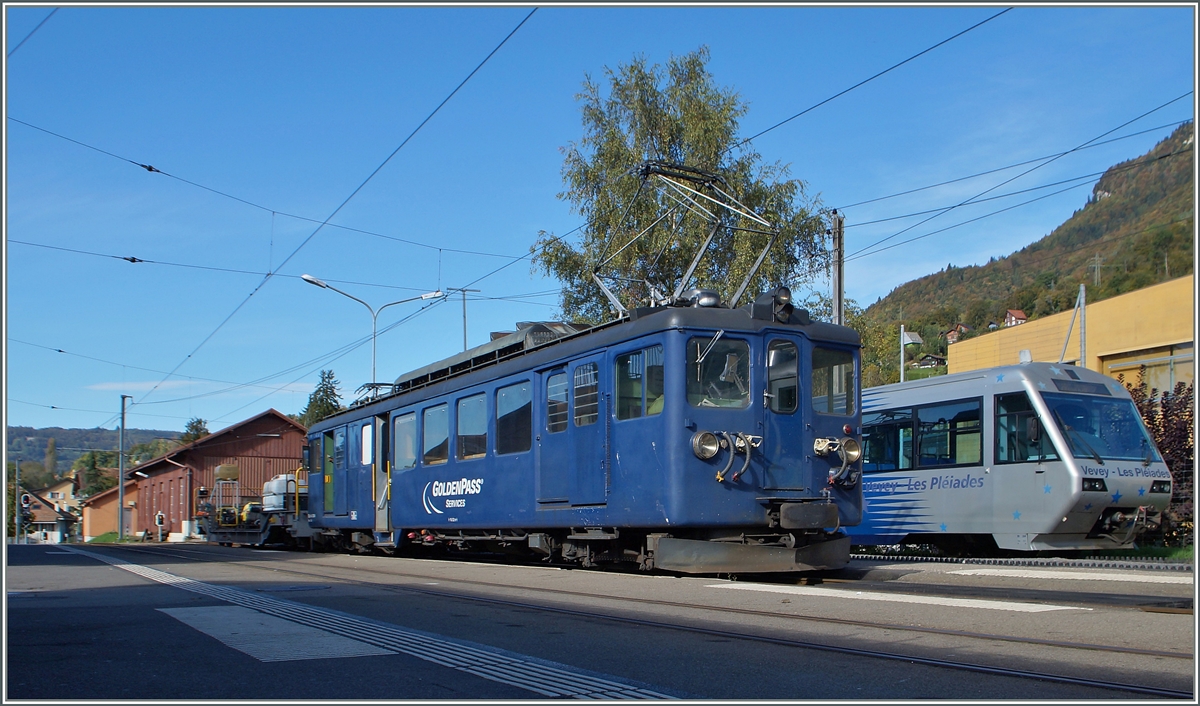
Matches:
[[310, 290, 861, 430], [862, 361, 1128, 404]]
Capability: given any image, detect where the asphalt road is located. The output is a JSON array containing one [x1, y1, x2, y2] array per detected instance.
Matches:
[[5, 543, 1194, 700]]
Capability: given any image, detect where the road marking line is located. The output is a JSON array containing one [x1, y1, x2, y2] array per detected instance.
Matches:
[[948, 568, 1193, 584], [61, 546, 674, 699], [160, 605, 395, 661], [707, 583, 1089, 612]]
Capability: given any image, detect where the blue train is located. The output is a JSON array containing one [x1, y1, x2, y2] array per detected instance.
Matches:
[[847, 362, 1172, 554], [292, 286, 863, 574]]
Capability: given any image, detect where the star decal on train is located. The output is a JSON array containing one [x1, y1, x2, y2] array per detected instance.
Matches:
[[1043, 485, 1052, 494], [1111, 490, 1123, 503], [1138, 487, 1146, 496], [1049, 366, 1061, 375], [1012, 510, 1021, 519]]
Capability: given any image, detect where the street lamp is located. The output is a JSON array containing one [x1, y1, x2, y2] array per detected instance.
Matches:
[[302, 274, 443, 385]]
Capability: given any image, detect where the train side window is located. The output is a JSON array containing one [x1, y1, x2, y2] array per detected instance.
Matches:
[[616, 350, 644, 420], [393, 413, 417, 471], [862, 409, 914, 472], [457, 393, 488, 460], [546, 372, 568, 433], [333, 428, 347, 468], [916, 399, 981, 467], [812, 347, 856, 415], [360, 423, 373, 465], [645, 345, 664, 415], [573, 363, 599, 426], [423, 404, 449, 465], [767, 340, 798, 413], [687, 337, 750, 408], [995, 393, 1059, 463], [496, 381, 532, 455]]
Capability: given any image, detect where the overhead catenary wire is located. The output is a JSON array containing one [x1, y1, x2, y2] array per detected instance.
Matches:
[[726, 7, 1013, 154], [121, 8, 538, 409], [7, 7, 58, 58], [834, 119, 1192, 211], [7, 117, 522, 261], [847, 91, 1194, 260]]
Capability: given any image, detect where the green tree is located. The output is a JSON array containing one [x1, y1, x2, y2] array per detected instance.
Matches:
[[75, 451, 118, 498], [180, 418, 210, 444], [43, 437, 58, 479], [129, 438, 180, 464], [298, 370, 343, 428], [533, 47, 827, 322]]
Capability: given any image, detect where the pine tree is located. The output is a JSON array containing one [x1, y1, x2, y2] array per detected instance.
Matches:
[[180, 418, 210, 444], [299, 370, 343, 427]]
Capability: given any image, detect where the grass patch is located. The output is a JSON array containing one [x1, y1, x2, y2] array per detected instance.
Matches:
[[87, 531, 138, 544]]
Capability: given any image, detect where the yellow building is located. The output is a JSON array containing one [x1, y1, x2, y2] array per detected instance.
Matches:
[[948, 274, 1194, 391]]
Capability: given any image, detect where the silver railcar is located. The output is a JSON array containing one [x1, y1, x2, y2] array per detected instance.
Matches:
[[849, 362, 1171, 552]]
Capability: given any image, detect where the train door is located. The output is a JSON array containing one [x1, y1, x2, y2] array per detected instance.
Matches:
[[536, 355, 608, 505], [993, 391, 1058, 547], [372, 414, 389, 534], [536, 367, 571, 502], [331, 426, 348, 516], [761, 338, 805, 490]]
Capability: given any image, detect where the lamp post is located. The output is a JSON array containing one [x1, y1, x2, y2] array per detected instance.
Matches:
[[118, 394, 131, 540], [302, 274, 442, 385]]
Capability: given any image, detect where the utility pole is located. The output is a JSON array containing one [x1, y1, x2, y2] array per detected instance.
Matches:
[[1079, 284, 1087, 370], [900, 325, 906, 383], [449, 288, 481, 351], [118, 395, 131, 541], [830, 209, 845, 326], [1091, 253, 1103, 288]]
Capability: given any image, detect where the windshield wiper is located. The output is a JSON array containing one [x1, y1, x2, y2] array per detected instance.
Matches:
[[1053, 409, 1103, 465]]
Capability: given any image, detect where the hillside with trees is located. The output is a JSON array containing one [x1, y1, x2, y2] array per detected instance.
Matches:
[[852, 121, 1194, 386]]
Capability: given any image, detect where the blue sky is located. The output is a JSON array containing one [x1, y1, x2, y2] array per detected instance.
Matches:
[[4, 4, 1195, 433]]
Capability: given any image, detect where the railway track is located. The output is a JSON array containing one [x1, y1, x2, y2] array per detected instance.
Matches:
[[850, 552, 1195, 572], [90, 544, 1195, 699]]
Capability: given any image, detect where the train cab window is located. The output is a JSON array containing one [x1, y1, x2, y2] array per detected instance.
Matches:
[[393, 413, 417, 471], [423, 404, 449, 465], [996, 393, 1059, 463], [916, 399, 982, 467], [546, 372, 569, 433], [457, 393, 488, 460], [616, 346, 663, 420], [688, 337, 750, 408], [767, 340, 798, 413], [811, 347, 856, 415], [573, 364, 599, 426], [617, 351, 644, 420], [360, 423, 373, 465], [862, 409, 914, 472], [333, 428, 347, 468], [496, 381, 532, 455]]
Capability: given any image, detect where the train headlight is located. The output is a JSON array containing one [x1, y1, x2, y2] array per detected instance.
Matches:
[[1082, 478, 1107, 492], [837, 437, 862, 465], [691, 431, 720, 460], [1150, 481, 1172, 494]]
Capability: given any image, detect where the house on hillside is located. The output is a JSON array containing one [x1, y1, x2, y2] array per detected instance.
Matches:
[[942, 324, 971, 344], [115, 409, 307, 542], [915, 353, 947, 369], [1004, 309, 1027, 327]]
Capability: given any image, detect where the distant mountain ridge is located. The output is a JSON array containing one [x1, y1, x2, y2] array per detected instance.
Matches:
[[863, 122, 1194, 330], [7, 426, 180, 474]]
